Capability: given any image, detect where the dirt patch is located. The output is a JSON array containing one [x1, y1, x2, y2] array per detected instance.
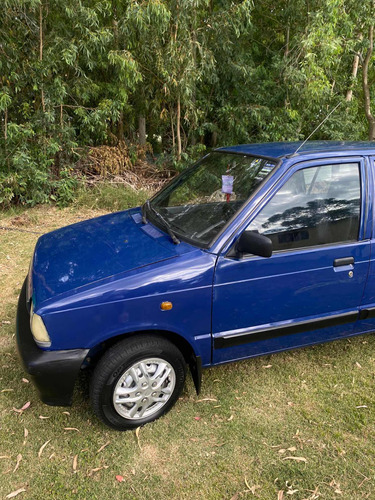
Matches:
[[135, 444, 171, 480]]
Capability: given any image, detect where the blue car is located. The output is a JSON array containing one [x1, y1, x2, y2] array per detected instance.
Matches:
[[16, 141, 375, 430]]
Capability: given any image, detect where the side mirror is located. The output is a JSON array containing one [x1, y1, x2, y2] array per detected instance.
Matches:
[[236, 230, 272, 258]]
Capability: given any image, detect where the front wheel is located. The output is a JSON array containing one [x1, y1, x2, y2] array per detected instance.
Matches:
[[90, 335, 186, 430]]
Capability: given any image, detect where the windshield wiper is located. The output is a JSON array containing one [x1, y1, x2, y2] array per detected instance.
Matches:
[[145, 200, 180, 245]]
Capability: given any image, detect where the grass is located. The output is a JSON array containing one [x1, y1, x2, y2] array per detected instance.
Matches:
[[72, 182, 150, 212], [1, 199, 375, 499]]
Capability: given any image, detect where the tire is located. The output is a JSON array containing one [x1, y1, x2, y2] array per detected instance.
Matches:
[[90, 335, 186, 430]]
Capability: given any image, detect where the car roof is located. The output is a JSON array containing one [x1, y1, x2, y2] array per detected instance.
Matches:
[[216, 141, 375, 160]]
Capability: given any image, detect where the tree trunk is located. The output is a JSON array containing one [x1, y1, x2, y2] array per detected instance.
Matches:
[[346, 51, 360, 102], [118, 111, 124, 142], [138, 115, 146, 145], [39, 2, 45, 113], [112, 3, 123, 142], [170, 109, 175, 150], [190, 16, 197, 146], [212, 130, 218, 148], [60, 103, 63, 128], [4, 107, 9, 170], [362, 25, 375, 140], [176, 96, 181, 160], [369, 120, 375, 141], [284, 25, 290, 58]]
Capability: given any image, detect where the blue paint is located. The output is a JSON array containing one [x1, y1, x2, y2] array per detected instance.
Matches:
[[28, 142, 375, 376], [32, 209, 194, 306], [217, 140, 375, 159]]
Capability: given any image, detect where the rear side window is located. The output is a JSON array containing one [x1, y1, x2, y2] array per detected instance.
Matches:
[[246, 163, 361, 251]]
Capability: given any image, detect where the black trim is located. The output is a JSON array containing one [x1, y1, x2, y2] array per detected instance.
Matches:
[[214, 149, 279, 163], [214, 311, 358, 349], [189, 354, 202, 395], [226, 238, 363, 261], [359, 307, 375, 320], [16, 278, 89, 406]]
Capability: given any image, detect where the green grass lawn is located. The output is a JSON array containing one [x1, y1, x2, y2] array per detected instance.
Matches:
[[1, 205, 375, 499]]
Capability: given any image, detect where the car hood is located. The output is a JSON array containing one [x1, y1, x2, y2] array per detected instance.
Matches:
[[31, 209, 196, 307]]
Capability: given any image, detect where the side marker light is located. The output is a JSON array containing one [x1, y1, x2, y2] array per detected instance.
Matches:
[[160, 301, 173, 311]]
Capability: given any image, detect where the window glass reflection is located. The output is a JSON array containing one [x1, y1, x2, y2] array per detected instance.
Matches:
[[151, 153, 276, 246], [247, 163, 361, 251]]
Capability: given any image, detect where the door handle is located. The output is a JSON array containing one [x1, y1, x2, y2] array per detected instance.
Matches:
[[333, 257, 354, 267]]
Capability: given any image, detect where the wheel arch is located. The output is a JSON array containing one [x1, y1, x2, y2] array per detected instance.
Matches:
[[85, 329, 202, 394]]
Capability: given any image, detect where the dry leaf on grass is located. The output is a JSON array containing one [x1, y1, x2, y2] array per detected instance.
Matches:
[[249, 486, 260, 494], [263, 364, 272, 369], [89, 465, 109, 476], [97, 441, 110, 454], [194, 416, 201, 421], [39, 415, 49, 419], [279, 446, 297, 454], [116, 475, 124, 482], [6, 488, 26, 499], [13, 454, 22, 473], [329, 480, 342, 495], [135, 427, 141, 450], [38, 440, 51, 458], [244, 477, 260, 494], [282, 456, 307, 463], [64, 427, 80, 432], [278, 491, 284, 500], [21, 378, 29, 384], [195, 398, 218, 402], [23, 428, 28, 446], [1, 389, 13, 393], [73, 454, 78, 472], [13, 402, 31, 413], [355, 362, 362, 369]]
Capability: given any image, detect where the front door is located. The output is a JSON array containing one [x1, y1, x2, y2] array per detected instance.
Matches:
[[212, 157, 371, 364]]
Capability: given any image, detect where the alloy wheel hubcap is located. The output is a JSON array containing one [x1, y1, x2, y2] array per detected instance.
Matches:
[[113, 358, 176, 420]]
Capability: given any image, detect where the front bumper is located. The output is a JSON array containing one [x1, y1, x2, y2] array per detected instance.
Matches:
[[16, 278, 89, 406]]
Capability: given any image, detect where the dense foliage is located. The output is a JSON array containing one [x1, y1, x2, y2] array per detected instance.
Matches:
[[1, 0, 375, 206]]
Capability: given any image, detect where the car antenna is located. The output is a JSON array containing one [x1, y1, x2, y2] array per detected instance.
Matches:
[[288, 101, 342, 157]]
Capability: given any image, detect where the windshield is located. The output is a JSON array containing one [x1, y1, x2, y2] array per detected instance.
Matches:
[[149, 152, 277, 247]]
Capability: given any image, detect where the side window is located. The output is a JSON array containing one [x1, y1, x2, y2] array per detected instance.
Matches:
[[246, 163, 361, 252]]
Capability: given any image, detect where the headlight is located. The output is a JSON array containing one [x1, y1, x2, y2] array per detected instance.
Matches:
[[30, 303, 51, 347]]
